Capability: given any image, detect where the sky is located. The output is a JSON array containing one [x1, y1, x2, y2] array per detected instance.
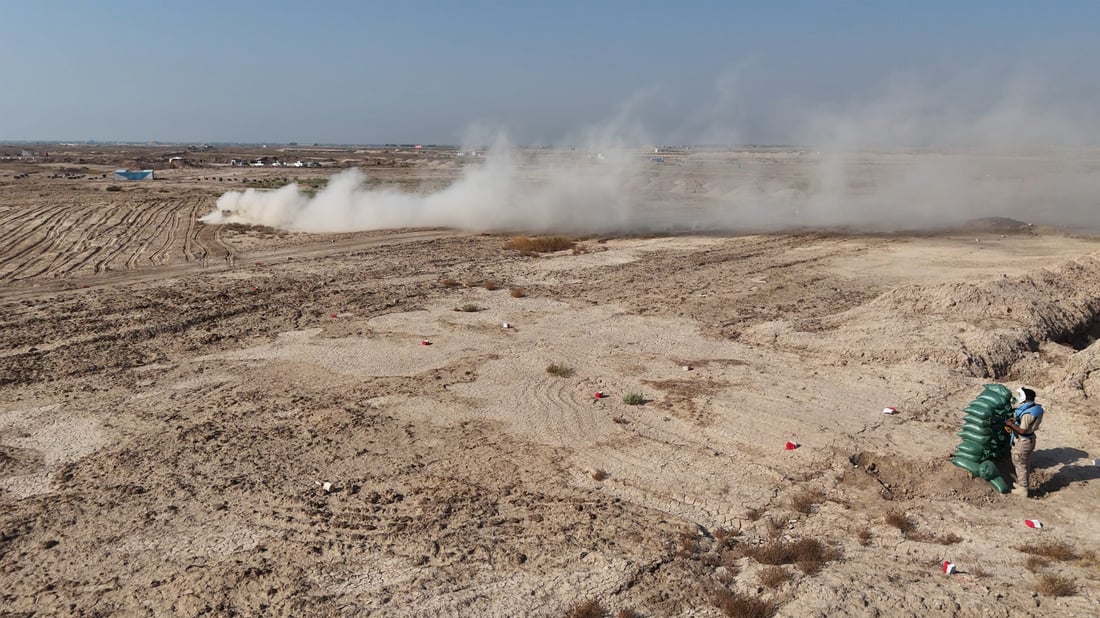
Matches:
[[1, 1, 1098, 145]]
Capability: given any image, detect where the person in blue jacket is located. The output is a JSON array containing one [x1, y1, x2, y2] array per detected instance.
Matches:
[[1004, 387, 1044, 497]]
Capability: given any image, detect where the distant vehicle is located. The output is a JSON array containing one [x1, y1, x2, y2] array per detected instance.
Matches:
[[249, 161, 264, 167], [291, 161, 304, 168]]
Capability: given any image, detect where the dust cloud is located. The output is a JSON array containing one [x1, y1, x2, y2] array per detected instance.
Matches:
[[203, 70, 1100, 234]]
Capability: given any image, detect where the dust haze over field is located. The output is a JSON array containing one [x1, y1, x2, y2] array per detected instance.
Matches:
[[204, 70, 1100, 234]]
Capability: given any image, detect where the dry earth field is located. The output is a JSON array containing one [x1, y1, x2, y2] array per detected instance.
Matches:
[[1, 145, 1099, 617]]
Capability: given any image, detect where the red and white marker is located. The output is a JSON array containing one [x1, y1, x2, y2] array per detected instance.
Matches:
[[785, 441, 800, 451], [942, 561, 957, 575], [1024, 519, 1043, 529], [882, 406, 897, 415], [594, 391, 604, 399], [330, 314, 337, 318], [421, 340, 432, 346]]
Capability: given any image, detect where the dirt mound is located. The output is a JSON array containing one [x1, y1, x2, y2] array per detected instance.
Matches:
[[959, 217, 1034, 233], [745, 253, 1100, 378]]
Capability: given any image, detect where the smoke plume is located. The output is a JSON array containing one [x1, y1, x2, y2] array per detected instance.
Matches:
[[203, 68, 1100, 234]]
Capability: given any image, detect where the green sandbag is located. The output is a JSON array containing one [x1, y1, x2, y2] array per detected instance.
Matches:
[[966, 400, 997, 415], [976, 394, 1008, 408], [959, 429, 992, 443], [963, 413, 994, 425], [964, 409, 995, 422], [954, 442, 984, 457], [983, 383, 1012, 399], [961, 423, 992, 436], [953, 451, 981, 463], [952, 457, 981, 475], [989, 476, 1010, 493], [977, 460, 1001, 480]]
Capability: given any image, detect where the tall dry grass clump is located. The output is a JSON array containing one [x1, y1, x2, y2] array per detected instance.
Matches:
[[1036, 574, 1077, 597]]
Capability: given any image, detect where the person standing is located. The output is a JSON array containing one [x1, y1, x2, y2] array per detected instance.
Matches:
[[1004, 387, 1045, 497]]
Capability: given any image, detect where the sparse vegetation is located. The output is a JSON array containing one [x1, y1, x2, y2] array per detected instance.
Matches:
[[765, 516, 786, 538], [884, 509, 914, 534], [789, 490, 824, 514], [482, 279, 501, 291], [590, 469, 609, 481], [712, 587, 777, 618], [745, 507, 765, 521], [677, 527, 701, 556], [510, 286, 527, 298], [455, 303, 482, 313], [440, 277, 460, 287], [615, 610, 642, 618], [546, 363, 575, 378], [1018, 541, 1078, 562], [622, 392, 645, 406], [934, 532, 963, 545], [565, 598, 605, 618], [105, 185, 122, 192], [740, 538, 840, 575], [857, 528, 872, 547], [1025, 555, 1049, 572], [1036, 574, 1077, 597], [758, 565, 789, 589], [504, 235, 575, 253]]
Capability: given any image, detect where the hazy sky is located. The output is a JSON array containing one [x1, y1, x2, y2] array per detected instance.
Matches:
[[2, 1, 1098, 145]]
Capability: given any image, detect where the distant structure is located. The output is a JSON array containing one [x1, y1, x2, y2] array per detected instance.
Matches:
[[113, 169, 155, 181], [168, 157, 185, 168]]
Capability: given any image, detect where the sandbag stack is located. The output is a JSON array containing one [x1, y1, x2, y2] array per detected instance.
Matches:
[[950, 383, 1014, 493]]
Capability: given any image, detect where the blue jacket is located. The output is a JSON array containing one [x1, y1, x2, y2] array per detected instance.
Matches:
[[1013, 401, 1044, 438]]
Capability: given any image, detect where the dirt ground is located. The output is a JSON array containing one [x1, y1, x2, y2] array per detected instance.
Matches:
[[1, 146, 1099, 617]]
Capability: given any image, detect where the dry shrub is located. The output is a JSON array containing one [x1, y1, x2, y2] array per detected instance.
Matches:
[[510, 286, 527, 298], [765, 516, 786, 538], [745, 507, 764, 522], [714, 526, 741, 547], [1036, 574, 1077, 597], [857, 528, 872, 547], [741, 538, 840, 572], [440, 277, 460, 288], [970, 566, 990, 578], [935, 532, 963, 545], [482, 279, 501, 291], [789, 490, 824, 515], [758, 565, 789, 589], [573, 243, 590, 255], [590, 469, 609, 481], [505, 235, 575, 253], [712, 588, 776, 618], [677, 527, 701, 556], [546, 363, 575, 378], [455, 303, 482, 313], [565, 598, 605, 618], [615, 610, 641, 618], [1018, 541, 1078, 562], [622, 392, 645, 406], [884, 509, 914, 534], [1025, 555, 1049, 572], [612, 416, 627, 424]]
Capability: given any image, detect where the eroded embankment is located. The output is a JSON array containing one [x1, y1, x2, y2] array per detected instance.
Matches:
[[743, 253, 1100, 380]]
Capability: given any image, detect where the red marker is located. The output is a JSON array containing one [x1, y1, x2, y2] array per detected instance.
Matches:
[[785, 441, 800, 450]]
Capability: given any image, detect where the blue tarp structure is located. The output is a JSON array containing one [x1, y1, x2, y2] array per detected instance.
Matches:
[[113, 169, 154, 181]]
